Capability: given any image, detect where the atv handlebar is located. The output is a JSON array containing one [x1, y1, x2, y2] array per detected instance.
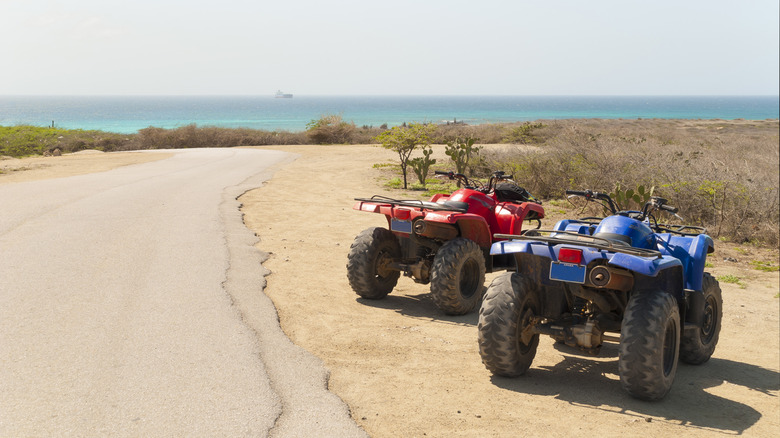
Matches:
[[566, 190, 618, 213], [660, 204, 679, 214], [568, 189, 693, 232], [434, 171, 479, 189], [435, 170, 517, 193]]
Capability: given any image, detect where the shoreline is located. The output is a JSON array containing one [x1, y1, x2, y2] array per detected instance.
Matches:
[[2, 95, 778, 134], [1, 116, 778, 137]]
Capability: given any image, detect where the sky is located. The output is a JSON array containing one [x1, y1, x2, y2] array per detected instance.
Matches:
[[1, 0, 778, 96]]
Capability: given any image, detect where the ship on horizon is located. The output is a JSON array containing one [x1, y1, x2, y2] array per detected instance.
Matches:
[[275, 90, 293, 98]]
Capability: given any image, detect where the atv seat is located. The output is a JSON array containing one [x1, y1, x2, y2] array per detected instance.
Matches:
[[411, 200, 470, 213], [435, 200, 469, 212], [593, 232, 631, 247]]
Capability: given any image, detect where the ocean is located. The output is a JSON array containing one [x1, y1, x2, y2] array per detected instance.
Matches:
[[0, 95, 777, 134]]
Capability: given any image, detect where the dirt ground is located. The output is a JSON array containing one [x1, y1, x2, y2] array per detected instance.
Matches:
[[239, 144, 779, 438], [4, 146, 778, 437]]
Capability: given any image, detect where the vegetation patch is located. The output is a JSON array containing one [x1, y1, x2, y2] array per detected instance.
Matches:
[[750, 260, 779, 272], [717, 274, 746, 288], [4, 118, 777, 247]]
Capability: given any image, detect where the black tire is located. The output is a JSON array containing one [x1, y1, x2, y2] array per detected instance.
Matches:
[[478, 273, 540, 376], [680, 273, 722, 364], [619, 290, 681, 401], [346, 227, 401, 299], [430, 238, 486, 315]]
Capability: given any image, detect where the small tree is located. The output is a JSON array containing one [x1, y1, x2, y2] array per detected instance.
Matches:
[[374, 123, 436, 189], [409, 146, 436, 187]]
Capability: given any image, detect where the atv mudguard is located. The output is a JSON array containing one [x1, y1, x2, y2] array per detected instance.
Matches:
[[423, 211, 492, 248], [553, 219, 597, 235], [494, 202, 545, 234], [656, 233, 714, 291], [491, 240, 683, 278]]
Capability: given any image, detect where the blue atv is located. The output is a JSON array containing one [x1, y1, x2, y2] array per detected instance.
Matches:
[[477, 190, 722, 401]]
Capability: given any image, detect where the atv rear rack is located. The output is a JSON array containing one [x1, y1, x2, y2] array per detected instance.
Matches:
[[354, 195, 469, 213], [494, 230, 662, 259]]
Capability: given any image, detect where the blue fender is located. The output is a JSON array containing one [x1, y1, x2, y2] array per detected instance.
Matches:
[[607, 253, 682, 277], [655, 233, 714, 291], [491, 240, 548, 257], [492, 239, 683, 278], [552, 219, 595, 235]]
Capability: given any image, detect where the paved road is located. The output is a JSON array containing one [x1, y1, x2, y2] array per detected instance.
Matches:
[[0, 149, 367, 437]]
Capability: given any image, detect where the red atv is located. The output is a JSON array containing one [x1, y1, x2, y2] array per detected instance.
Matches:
[[347, 171, 545, 315]]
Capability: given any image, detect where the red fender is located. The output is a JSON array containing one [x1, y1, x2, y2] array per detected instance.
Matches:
[[493, 202, 546, 237], [455, 216, 492, 247], [422, 211, 492, 248]]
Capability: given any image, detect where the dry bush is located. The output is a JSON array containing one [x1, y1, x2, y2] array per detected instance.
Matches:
[[433, 123, 517, 144], [352, 126, 385, 144], [481, 119, 780, 246], [431, 121, 561, 145], [135, 125, 307, 149], [306, 114, 357, 144]]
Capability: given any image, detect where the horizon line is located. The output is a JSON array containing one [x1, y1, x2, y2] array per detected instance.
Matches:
[[2, 94, 779, 98]]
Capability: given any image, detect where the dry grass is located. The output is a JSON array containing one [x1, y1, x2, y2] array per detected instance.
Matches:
[[5, 119, 777, 247], [477, 119, 779, 246], [134, 124, 308, 149]]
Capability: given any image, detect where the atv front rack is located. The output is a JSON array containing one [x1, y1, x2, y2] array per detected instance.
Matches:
[[495, 230, 662, 259], [354, 195, 469, 213]]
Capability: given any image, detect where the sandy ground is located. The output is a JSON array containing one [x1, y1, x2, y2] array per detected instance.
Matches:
[[4, 146, 779, 437]]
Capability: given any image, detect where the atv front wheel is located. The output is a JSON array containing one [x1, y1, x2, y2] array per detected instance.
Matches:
[[430, 238, 486, 315], [619, 290, 680, 401], [680, 273, 722, 364], [478, 273, 540, 376], [346, 227, 401, 299]]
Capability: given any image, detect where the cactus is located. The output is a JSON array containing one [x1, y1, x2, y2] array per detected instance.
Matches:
[[445, 137, 482, 186], [410, 146, 437, 187], [611, 183, 655, 210]]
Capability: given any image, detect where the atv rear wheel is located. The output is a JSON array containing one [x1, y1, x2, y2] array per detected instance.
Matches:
[[680, 273, 722, 364], [430, 238, 486, 315], [619, 290, 680, 401], [346, 227, 401, 300], [478, 273, 540, 376]]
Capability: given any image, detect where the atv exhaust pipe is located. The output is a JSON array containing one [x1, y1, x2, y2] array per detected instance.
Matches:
[[413, 220, 459, 241], [587, 265, 633, 292]]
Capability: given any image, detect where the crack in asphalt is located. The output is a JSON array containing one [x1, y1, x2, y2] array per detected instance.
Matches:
[[219, 164, 367, 438]]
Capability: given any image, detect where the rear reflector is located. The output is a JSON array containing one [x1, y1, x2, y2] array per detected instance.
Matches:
[[558, 247, 583, 264], [394, 209, 411, 220]]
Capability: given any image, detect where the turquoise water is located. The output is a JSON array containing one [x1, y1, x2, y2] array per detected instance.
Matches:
[[1, 95, 777, 134]]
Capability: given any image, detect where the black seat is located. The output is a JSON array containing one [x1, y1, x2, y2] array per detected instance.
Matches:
[[438, 201, 469, 212], [593, 232, 631, 246]]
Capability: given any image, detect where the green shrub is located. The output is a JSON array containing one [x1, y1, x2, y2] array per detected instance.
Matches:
[[0, 125, 130, 157], [502, 122, 547, 144]]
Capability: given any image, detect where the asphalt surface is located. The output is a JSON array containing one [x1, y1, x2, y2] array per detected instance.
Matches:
[[0, 148, 367, 437]]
